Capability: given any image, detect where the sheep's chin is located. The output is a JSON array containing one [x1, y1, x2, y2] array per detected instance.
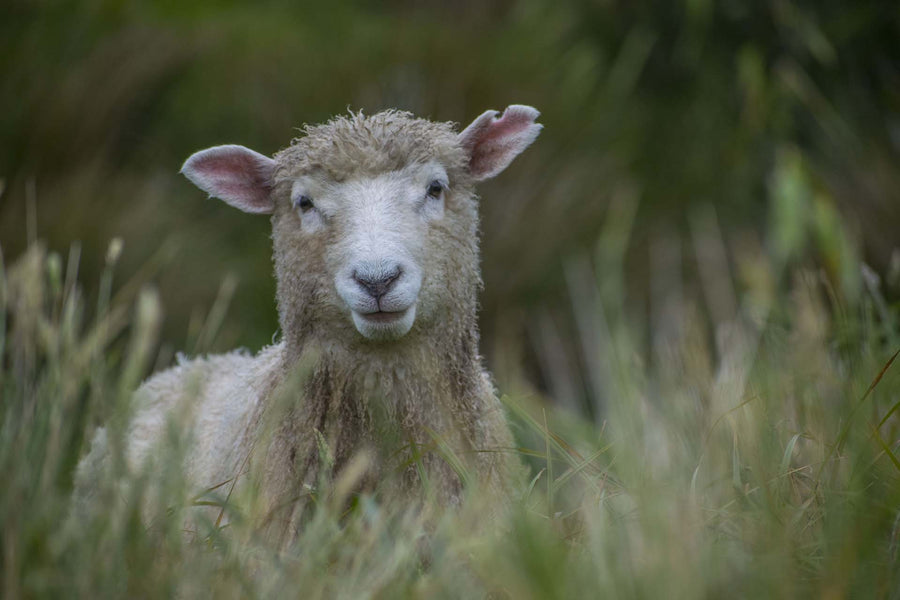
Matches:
[[351, 304, 417, 341]]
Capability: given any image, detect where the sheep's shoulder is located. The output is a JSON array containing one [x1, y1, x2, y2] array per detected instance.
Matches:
[[73, 344, 283, 521], [127, 344, 283, 484]]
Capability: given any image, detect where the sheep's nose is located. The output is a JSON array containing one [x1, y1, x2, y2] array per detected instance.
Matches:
[[353, 265, 402, 300]]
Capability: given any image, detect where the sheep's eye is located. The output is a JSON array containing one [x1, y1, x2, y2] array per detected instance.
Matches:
[[294, 195, 314, 212], [426, 180, 444, 198]]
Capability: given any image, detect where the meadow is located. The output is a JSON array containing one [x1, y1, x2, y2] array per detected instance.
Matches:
[[3, 1, 900, 597], [3, 213, 900, 597]]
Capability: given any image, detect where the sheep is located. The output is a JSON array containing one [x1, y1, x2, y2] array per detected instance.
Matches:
[[74, 105, 542, 545]]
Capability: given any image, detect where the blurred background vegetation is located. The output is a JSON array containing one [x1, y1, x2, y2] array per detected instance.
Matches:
[[5, 2, 900, 596], [2, 0, 899, 417]]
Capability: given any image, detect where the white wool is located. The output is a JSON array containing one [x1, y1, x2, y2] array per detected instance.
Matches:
[[73, 345, 282, 519]]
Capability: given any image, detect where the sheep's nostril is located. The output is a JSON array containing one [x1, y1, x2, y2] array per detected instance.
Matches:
[[353, 266, 402, 300]]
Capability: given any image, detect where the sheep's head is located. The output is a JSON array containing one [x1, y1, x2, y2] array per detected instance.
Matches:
[[181, 106, 541, 346]]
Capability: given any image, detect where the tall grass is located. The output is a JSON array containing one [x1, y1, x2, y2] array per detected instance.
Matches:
[[3, 1, 899, 596], [3, 214, 900, 598]]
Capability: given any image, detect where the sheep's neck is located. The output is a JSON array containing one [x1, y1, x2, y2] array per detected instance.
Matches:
[[279, 325, 486, 489]]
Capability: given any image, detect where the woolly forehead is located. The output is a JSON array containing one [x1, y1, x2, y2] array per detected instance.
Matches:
[[272, 111, 470, 184]]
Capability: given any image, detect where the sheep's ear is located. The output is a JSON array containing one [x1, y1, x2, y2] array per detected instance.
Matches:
[[458, 105, 542, 181], [181, 144, 276, 214]]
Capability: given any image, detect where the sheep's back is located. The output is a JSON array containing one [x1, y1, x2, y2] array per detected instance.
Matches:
[[134, 344, 283, 486], [73, 343, 284, 513]]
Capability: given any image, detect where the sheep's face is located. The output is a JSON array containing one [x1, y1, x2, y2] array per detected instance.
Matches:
[[181, 106, 541, 348], [281, 160, 462, 342]]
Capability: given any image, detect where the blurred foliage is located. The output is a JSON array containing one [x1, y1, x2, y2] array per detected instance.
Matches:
[[3, 214, 900, 597], [1, 0, 900, 416], [4, 2, 900, 594]]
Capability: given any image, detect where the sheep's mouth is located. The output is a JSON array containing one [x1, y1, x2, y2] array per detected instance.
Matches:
[[350, 305, 416, 340], [360, 310, 406, 323]]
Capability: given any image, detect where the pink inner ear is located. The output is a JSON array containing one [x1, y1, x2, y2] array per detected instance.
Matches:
[[197, 152, 269, 199], [476, 108, 537, 145], [459, 105, 542, 181], [182, 145, 276, 214]]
